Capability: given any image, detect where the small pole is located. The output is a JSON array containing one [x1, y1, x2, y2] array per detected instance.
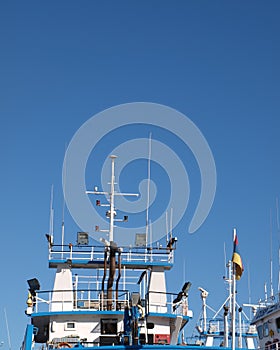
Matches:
[[224, 306, 229, 347], [202, 293, 207, 332], [238, 307, 242, 348]]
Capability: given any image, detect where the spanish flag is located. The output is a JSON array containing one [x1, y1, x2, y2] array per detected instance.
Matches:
[[232, 230, 243, 280]]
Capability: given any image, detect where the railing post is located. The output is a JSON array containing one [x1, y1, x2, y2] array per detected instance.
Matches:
[[70, 244, 73, 260]]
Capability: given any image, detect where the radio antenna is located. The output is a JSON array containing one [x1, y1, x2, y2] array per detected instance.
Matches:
[[247, 264, 252, 319], [49, 185, 54, 240], [276, 197, 280, 292], [169, 207, 173, 240], [61, 143, 67, 255], [223, 242, 227, 278], [145, 133, 152, 246], [166, 211, 169, 244], [276, 197, 280, 233], [270, 209, 274, 298], [149, 219, 153, 247], [4, 308, 11, 350]]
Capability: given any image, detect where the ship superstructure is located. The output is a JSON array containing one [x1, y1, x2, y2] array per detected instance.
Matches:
[[21, 155, 257, 350], [22, 155, 192, 350], [251, 294, 280, 350]]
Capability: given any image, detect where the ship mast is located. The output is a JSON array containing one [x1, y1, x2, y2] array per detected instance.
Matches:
[[86, 155, 139, 243], [109, 155, 116, 243]]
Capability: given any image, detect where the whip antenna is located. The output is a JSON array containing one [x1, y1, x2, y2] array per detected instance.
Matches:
[[170, 207, 173, 240], [4, 308, 11, 350], [270, 209, 274, 298], [166, 211, 169, 244], [61, 143, 68, 255], [145, 133, 152, 246], [223, 242, 227, 279], [276, 197, 280, 292], [49, 185, 54, 240]]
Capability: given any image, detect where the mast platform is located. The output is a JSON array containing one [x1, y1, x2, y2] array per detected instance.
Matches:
[[48, 244, 174, 270]]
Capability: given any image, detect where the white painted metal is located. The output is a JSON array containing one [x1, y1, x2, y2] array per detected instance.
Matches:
[[51, 265, 73, 311], [148, 267, 167, 313], [170, 316, 183, 345]]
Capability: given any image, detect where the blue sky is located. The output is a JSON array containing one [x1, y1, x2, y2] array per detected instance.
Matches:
[[1, 1, 280, 348]]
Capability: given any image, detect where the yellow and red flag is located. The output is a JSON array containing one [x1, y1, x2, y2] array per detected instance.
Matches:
[[232, 231, 243, 280]]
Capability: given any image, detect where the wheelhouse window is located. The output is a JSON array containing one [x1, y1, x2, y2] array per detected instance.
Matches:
[[257, 325, 263, 340], [101, 319, 118, 335], [276, 317, 280, 333], [264, 322, 269, 337]]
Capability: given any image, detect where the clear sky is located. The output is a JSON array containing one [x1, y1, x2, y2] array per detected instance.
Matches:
[[0, 1, 280, 348]]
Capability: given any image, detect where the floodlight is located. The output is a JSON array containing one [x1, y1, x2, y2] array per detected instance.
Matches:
[[27, 278, 40, 295], [182, 281, 192, 295], [77, 232, 89, 245]]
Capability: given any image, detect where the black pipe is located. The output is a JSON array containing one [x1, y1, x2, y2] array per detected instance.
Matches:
[[107, 246, 116, 310], [101, 248, 108, 310], [115, 249, 122, 310]]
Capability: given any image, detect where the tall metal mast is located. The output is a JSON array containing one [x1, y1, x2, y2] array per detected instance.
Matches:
[[86, 155, 139, 244], [109, 155, 116, 243]]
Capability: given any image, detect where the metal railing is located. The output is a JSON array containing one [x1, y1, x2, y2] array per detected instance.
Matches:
[[32, 288, 130, 313], [258, 293, 280, 307], [49, 244, 174, 265], [146, 290, 190, 316], [31, 288, 190, 318]]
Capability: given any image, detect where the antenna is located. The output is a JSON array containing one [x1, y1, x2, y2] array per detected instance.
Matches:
[[247, 264, 252, 319], [145, 133, 152, 245], [61, 143, 67, 254], [165, 212, 169, 244], [49, 185, 54, 236], [276, 197, 280, 293], [149, 219, 153, 247], [170, 207, 173, 240], [270, 209, 274, 298], [4, 308, 11, 350], [45, 185, 55, 253], [276, 197, 280, 233], [223, 242, 227, 278]]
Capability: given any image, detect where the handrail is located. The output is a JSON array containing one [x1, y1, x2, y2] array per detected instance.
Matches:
[[33, 288, 130, 313], [49, 244, 174, 265], [31, 288, 190, 318]]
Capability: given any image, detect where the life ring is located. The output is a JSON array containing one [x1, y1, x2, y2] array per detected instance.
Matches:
[[270, 329, 275, 338], [58, 342, 72, 348]]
